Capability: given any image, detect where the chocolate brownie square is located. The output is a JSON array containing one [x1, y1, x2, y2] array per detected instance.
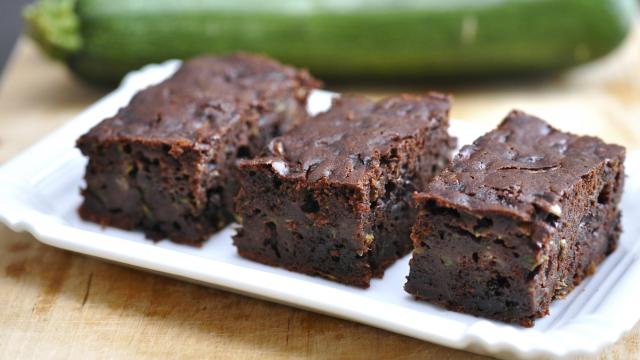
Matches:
[[77, 54, 320, 244], [234, 94, 455, 287], [405, 111, 626, 326]]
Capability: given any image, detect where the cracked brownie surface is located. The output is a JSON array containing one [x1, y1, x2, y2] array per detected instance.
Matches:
[[234, 94, 455, 287], [406, 111, 626, 326], [77, 54, 320, 244]]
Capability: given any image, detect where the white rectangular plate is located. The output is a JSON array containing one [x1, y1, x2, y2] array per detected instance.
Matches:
[[1, 61, 639, 359]]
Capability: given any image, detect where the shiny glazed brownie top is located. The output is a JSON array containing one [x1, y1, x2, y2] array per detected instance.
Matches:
[[419, 110, 625, 221], [249, 93, 451, 185], [79, 53, 319, 145]]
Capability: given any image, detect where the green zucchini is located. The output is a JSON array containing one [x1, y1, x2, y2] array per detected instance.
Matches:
[[25, 0, 637, 86]]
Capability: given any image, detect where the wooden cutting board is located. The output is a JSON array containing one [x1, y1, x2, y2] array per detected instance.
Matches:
[[0, 30, 639, 359]]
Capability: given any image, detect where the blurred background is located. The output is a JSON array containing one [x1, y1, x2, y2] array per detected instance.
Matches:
[[0, 0, 31, 73], [1, 0, 634, 149], [11, 0, 640, 86]]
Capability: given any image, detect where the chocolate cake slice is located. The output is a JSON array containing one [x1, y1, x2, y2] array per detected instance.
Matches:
[[405, 111, 626, 326], [234, 94, 455, 287], [77, 54, 320, 244]]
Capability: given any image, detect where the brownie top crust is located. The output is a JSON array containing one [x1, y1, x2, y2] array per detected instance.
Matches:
[[420, 110, 625, 221], [244, 93, 451, 186], [79, 53, 319, 145]]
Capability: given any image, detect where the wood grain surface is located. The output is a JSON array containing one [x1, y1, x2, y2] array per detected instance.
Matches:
[[0, 27, 639, 359]]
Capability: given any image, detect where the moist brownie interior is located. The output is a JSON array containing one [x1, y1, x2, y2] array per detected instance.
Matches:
[[405, 110, 625, 326], [77, 54, 320, 244], [234, 94, 455, 287]]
